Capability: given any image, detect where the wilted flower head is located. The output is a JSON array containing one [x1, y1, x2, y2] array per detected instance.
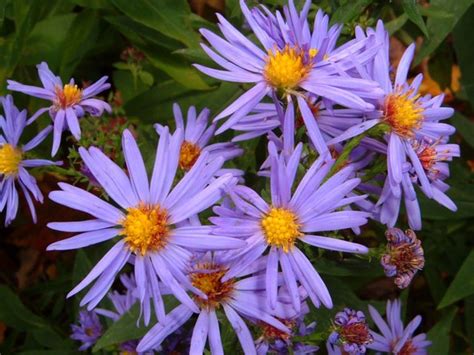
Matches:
[[70, 310, 102, 351], [381, 228, 424, 289], [328, 308, 373, 354], [368, 299, 431, 354], [0, 95, 59, 226], [255, 302, 318, 354], [7, 62, 112, 155]]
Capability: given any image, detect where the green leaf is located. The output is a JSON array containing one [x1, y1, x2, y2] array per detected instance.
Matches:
[[110, 0, 199, 48], [138, 70, 154, 86], [453, 5, 474, 108], [58, 9, 101, 78], [465, 295, 474, 348], [0, 0, 43, 91], [22, 14, 76, 68], [385, 14, 409, 35], [414, 0, 474, 65], [427, 307, 457, 353], [402, 0, 429, 36], [124, 81, 241, 124], [438, 250, 474, 308], [330, 0, 372, 25], [92, 303, 151, 351], [141, 45, 211, 90], [452, 113, 474, 147], [0, 285, 69, 349]]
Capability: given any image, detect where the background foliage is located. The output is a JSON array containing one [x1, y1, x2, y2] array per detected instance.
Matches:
[[0, 0, 473, 353]]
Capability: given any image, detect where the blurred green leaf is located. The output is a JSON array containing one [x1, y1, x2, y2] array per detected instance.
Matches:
[[92, 303, 151, 351], [22, 14, 76, 68], [414, 0, 474, 65], [110, 0, 199, 48], [125, 81, 241, 123], [141, 45, 211, 90], [452, 113, 474, 148], [427, 307, 457, 353], [0, 285, 71, 350], [453, 5, 474, 108], [385, 14, 408, 35], [0, 0, 43, 91], [68, 0, 112, 9], [465, 295, 474, 348], [330, 0, 372, 25], [59, 9, 101, 78], [438, 250, 474, 308], [402, 0, 428, 37]]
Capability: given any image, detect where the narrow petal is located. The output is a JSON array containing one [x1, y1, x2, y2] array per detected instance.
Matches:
[[47, 228, 119, 250], [301, 235, 368, 253], [190, 311, 210, 355], [122, 129, 150, 202]]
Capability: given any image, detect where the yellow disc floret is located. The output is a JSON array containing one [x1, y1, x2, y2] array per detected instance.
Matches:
[[121, 204, 169, 255], [384, 90, 424, 138], [55, 84, 82, 109], [179, 140, 201, 170], [264, 46, 313, 90], [190, 263, 235, 309], [0, 143, 22, 176], [261, 207, 301, 252]]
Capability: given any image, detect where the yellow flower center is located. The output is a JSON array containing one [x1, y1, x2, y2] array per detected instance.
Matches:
[[190, 264, 235, 309], [261, 207, 301, 252], [264, 46, 314, 90], [121, 204, 169, 255], [179, 141, 201, 170], [0, 144, 22, 176], [384, 90, 424, 137], [55, 84, 82, 109]]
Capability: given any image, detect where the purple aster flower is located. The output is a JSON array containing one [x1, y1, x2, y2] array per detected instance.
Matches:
[[328, 308, 373, 354], [0, 95, 59, 225], [211, 143, 370, 311], [46, 128, 246, 324], [155, 103, 243, 172], [7, 62, 112, 156], [70, 310, 102, 351], [195, 0, 383, 154], [255, 301, 318, 354], [368, 299, 431, 354], [137, 253, 295, 354], [328, 21, 457, 229], [381, 228, 424, 289]]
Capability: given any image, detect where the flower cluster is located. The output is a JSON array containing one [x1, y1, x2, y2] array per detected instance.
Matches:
[[2, 0, 458, 354]]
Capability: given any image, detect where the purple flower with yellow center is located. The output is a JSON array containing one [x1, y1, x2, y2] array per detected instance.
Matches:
[[0, 95, 59, 226], [329, 21, 456, 229], [381, 228, 424, 289], [46, 128, 245, 324], [155, 103, 243, 171], [368, 299, 431, 354], [7, 62, 111, 156], [195, 0, 383, 154], [71, 310, 102, 351], [137, 253, 294, 354], [328, 308, 373, 354], [211, 143, 370, 311]]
